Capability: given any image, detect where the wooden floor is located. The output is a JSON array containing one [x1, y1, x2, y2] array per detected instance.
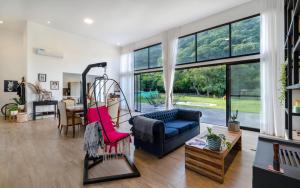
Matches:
[[0, 118, 259, 188]]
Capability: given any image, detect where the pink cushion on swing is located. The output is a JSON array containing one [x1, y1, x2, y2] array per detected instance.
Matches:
[[87, 106, 130, 143]]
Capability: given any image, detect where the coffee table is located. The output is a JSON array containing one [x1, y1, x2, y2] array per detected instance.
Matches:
[[185, 126, 242, 183]]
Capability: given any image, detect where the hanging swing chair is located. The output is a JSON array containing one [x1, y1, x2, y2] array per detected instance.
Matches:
[[82, 62, 140, 185]]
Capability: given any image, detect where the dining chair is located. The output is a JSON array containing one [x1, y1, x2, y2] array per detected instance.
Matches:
[[62, 98, 76, 108], [58, 101, 82, 137]]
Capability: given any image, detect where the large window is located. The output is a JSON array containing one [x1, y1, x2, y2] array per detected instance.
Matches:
[[134, 44, 162, 70], [176, 15, 260, 65]]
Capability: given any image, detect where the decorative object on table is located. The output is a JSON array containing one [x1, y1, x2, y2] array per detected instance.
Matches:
[[42, 91, 52, 101], [26, 82, 51, 101], [228, 109, 240, 132], [4, 80, 18, 92], [186, 138, 207, 149], [17, 112, 28, 123], [206, 127, 231, 151], [50, 81, 59, 90], [38, 73, 46, 82], [293, 100, 300, 113], [279, 61, 287, 105]]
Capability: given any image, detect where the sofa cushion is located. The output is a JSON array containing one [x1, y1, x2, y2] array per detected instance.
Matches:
[[165, 120, 197, 133], [164, 127, 179, 139]]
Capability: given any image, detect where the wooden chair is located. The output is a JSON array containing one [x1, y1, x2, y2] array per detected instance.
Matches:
[[62, 98, 76, 108], [58, 102, 82, 137]]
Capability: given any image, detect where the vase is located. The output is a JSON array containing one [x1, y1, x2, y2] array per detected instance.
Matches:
[[207, 137, 221, 151], [228, 121, 240, 132], [18, 105, 25, 111]]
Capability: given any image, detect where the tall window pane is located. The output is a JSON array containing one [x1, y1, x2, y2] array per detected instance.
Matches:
[[230, 63, 260, 129], [177, 35, 196, 64], [134, 48, 148, 70], [197, 25, 230, 61], [149, 44, 162, 68], [231, 16, 260, 56]]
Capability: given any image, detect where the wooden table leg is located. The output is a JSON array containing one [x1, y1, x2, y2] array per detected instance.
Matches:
[[72, 112, 75, 138]]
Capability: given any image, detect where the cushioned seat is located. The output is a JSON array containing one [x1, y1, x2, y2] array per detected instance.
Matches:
[[165, 120, 197, 133], [164, 127, 179, 139]]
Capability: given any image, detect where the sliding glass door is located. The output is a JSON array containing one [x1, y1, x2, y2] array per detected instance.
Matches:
[[228, 62, 260, 130]]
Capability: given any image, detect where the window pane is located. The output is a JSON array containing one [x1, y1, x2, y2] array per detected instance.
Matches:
[[231, 63, 260, 96], [149, 44, 162, 68], [197, 25, 230, 61], [134, 48, 148, 70], [177, 35, 196, 64], [230, 63, 260, 129], [231, 16, 260, 56], [173, 65, 226, 126], [135, 72, 165, 112]]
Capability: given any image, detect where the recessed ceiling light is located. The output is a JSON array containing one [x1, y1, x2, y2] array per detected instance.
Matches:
[[84, 18, 94, 25], [0, 20, 4, 24], [47, 21, 51, 24], [117, 42, 121, 46]]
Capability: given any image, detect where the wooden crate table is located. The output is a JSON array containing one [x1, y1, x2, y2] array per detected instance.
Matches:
[[185, 126, 242, 183]]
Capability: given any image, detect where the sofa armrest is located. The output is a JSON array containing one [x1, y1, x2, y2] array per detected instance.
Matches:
[[130, 116, 165, 142], [177, 109, 202, 123]]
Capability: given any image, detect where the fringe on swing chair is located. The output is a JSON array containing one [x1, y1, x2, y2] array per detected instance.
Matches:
[[83, 121, 131, 161]]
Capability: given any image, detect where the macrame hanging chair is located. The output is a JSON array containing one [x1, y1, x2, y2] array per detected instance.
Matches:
[[82, 62, 140, 185]]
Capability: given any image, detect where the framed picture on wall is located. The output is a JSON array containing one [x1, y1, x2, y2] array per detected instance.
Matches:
[[38, 73, 47, 82], [50, 81, 59, 90], [4, 80, 18, 92]]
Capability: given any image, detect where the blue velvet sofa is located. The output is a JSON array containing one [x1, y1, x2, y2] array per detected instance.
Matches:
[[129, 109, 201, 158]]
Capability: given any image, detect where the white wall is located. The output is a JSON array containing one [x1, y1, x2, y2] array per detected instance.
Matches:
[[0, 25, 26, 111], [25, 21, 120, 116]]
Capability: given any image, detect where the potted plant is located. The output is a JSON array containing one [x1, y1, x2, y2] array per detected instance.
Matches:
[[206, 127, 231, 151], [12, 97, 25, 111], [228, 110, 240, 132], [8, 105, 18, 116]]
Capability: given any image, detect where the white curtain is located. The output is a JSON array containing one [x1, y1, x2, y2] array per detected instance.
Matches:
[[162, 29, 180, 110], [120, 51, 134, 110], [260, 0, 285, 137]]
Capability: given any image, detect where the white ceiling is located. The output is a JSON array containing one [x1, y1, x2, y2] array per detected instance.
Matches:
[[0, 0, 251, 46]]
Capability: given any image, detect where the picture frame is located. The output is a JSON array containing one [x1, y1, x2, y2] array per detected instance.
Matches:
[[50, 81, 59, 90], [38, 73, 47, 82], [4, 80, 18, 92]]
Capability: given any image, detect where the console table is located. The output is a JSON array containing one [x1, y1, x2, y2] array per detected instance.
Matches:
[[32, 100, 58, 120]]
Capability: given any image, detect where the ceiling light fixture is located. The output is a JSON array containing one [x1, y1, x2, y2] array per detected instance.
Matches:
[[0, 20, 4, 24], [117, 42, 121, 46], [84, 18, 94, 25], [47, 21, 51, 24]]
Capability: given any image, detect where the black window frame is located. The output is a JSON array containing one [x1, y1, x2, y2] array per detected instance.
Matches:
[[176, 14, 260, 66], [134, 43, 162, 71]]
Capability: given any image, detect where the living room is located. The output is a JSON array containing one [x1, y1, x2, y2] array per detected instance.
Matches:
[[0, 0, 299, 187]]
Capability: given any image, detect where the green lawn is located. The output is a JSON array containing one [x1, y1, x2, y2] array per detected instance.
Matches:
[[140, 94, 260, 113]]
